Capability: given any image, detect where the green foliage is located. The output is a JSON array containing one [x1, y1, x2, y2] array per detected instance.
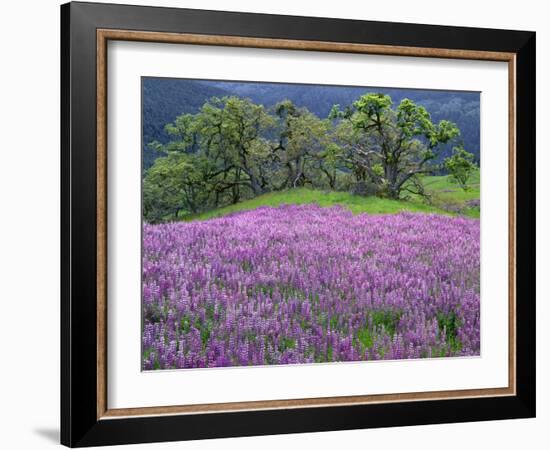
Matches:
[[271, 101, 334, 189], [279, 337, 296, 352], [180, 316, 191, 334], [351, 93, 393, 129], [371, 163, 384, 178], [200, 323, 212, 348], [142, 79, 228, 168], [193, 96, 275, 197], [330, 93, 462, 199], [143, 152, 213, 223], [371, 310, 401, 336], [327, 344, 333, 362], [143, 92, 475, 222], [444, 146, 477, 191], [143, 79, 481, 170], [356, 326, 373, 350], [396, 98, 433, 138], [144, 96, 278, 221], [436, 311, 462, 353]]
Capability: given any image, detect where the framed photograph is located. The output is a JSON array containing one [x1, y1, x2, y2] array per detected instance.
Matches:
[[61, 1, 536, 447]]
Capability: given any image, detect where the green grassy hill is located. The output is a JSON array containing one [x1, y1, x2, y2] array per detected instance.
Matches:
[[422, 170, 479, 199], [416, 170, 480, 218], [182, 189, 446, 222], [180, 172, 480, 222]]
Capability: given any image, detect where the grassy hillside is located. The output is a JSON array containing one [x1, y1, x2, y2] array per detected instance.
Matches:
[[416, 170, 480, 218], [180, 171, 480, 222], [182, 189, 450, 222]]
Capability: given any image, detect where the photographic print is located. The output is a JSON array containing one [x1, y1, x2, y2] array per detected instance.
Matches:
[[141, 78, 481, 370], [62, 6, 535, 444]]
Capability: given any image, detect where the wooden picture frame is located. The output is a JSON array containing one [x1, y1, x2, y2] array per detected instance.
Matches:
[[61, 1, 535, 447]]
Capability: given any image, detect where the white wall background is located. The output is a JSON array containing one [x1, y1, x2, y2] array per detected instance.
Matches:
[[0, 0, 546, 448]]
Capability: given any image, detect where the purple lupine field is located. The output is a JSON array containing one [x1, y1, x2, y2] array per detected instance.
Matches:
[[142, 205, 480, 370]]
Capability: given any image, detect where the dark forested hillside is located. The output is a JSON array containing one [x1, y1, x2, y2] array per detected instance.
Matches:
[[142, 78, 227, 168], [142, 78, 479, 169]]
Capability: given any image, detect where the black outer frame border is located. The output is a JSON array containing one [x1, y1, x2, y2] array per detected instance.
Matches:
[[60, 1, 536, 447]]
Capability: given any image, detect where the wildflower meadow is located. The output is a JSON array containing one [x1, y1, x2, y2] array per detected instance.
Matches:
[[142, 205, 480, 369]]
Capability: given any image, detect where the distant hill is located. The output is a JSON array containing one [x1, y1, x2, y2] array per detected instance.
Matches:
[[142, 78, 480, 169], [142, 78, 227, 168]]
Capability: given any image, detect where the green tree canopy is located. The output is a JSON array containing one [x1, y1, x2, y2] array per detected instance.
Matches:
[[444, 146, 477, 191], [330, 93, 460, 199]]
